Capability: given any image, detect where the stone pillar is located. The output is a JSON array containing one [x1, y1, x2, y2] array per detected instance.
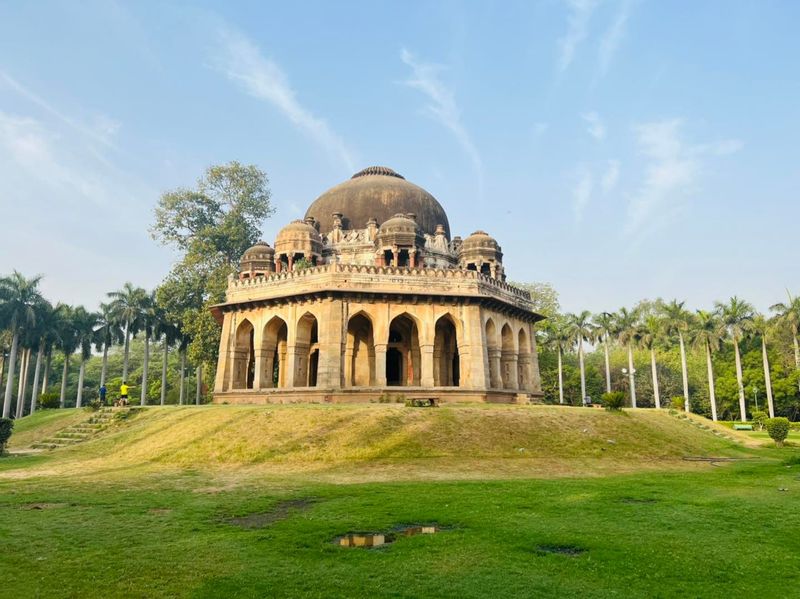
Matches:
[[317, 298, 343, 388], [501, 352, 518, 390], [275, 258, 282, 273], [529, 323, 542, 393], [391, 245, 398, 267], [287, 255, 294, 271], [462, 305, 487, 389], [420, 344, 434, 387], [374, 343, 387, 386], [489, 348, 503, 389], [409, 249, 417, 268], [213, 311, 234, 393]]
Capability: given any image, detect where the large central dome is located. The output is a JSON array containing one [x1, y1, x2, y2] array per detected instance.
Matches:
[[305, 167, 450, 239]]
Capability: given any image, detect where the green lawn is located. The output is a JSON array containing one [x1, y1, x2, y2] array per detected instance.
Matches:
[[1, 406, 798, 597]]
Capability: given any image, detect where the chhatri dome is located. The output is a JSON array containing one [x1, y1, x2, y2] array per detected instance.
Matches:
[[212, 166, 542, 404], [305, 166, 451, 239]]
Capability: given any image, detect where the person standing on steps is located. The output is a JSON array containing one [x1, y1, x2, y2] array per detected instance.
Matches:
[[99, 384, 107, 406], [119, 381, 130, 407]]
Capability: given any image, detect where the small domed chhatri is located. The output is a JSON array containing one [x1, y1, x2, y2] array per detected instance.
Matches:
[[213, 167, 543, 404]]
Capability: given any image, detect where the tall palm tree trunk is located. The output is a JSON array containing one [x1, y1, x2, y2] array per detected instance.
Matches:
[[140, 332, 150, 406], [195, 364, 203, 405], [578, 338, 586, 402], [603, 337, 611, 394], [793, 334, 800, 393], [650, 348, 660, 408], [76, 359, 86, 408], [678, 332, 690, 412], [100, 341, 109, 388], [705, 341, 718, 421], [627, 344, 637, 408], [762, 337, 774, 418], [179, 348, 186, 406], [0, 348, 6, 399], [733, 336, 746, 421], [2, 329, 19, 418], [59, 356, 70, 408], [30, 343, 43, 414], [160, 343, 168, 406], [42, 351, 52, 394], [557, 347, 564, 404], [122, 318, 131, 382], [16, 348, 30, 419]]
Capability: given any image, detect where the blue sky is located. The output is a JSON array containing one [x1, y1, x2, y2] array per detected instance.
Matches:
[[1, 0, 798, 314]]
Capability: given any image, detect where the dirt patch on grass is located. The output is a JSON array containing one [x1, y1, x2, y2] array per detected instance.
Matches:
[[535, 544, 586, 556], [225, 498, 315, 529], [148, 508, 173, 515], [21, 502, 68, 510]]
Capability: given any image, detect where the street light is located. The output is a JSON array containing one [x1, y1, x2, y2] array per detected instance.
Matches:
[[621, 367, 636, 407], [752, 385, 759, 412]]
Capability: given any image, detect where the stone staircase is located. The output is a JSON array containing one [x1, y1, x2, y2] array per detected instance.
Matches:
[[32, 408, 121, 450]]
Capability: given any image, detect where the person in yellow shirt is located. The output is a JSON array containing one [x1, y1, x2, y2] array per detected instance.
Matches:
[[119, 381, 130, 406]]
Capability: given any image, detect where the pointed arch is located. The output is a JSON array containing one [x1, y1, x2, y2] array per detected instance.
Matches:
[[387, 312, 421, 386], [346, 311, 375, 387], [295, 312, 319, 387], [261, 316, 288, 388], [434, 314, 460, 387], [232, 318, 255, 390], [501, 323, 517, 389], [485, 317, 500, 389], [518, 326, 531, 390]]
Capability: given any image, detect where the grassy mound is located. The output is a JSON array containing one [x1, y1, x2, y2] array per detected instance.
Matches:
[[6, 405, 751, 481]]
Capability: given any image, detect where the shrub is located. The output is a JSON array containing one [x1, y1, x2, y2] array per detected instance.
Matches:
[[39, 392, 60, 410], [84, 399, 102, 412], [751, 410, 768, 431], [0, 418, 13, 455], [670, 396, 685, 411], [601, 391, 625, 411], [765, 417, 790, 448]]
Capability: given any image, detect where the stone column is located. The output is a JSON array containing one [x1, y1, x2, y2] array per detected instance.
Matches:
[[409, 249, 417, 268], [275, 258, 282, 273], [529, 324, 542, 393], [462, 305, 487, 389], [501, 352, 519, 390], [374, 343, 387, 386], [489, 348, 503, 389], [287, 255, 294, 271], [317, 298, 343, 388], [420, 344, 434, 387], [391, 245, 398, 267], [213, 311, 234, 393]]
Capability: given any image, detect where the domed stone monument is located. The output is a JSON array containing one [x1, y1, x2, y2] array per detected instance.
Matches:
[[211, 167, 543, 403]]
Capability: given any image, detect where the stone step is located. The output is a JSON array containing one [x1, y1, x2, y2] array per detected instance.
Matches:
[[54, 432, 90, 440]]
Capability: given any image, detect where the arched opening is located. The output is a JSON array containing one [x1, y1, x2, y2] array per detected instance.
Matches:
[[232, 319, 255, 390], [501, 323, 516, 389], [261, 316, 288, 388], [485, 318, 500, 389], [387, 313, 421, 386], [466, 263, 477, 271], [295, 313, 319, 387], [434, 315, 460, 387], [518, 327, 530, 390], [346, 313, 375, 387], [480, 263, 491, 276], [397, 249, 410, 267]]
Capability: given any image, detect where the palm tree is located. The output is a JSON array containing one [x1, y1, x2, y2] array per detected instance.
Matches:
[[771, 291, 800, 392], [660, 300, 692, 412], [95, 302, 121, 389], [566, 310, 593, 403], [178, 332, 190, 405], [542, 317, 571, 404], [692, 310, 724, 421], [29, 301, 58, 414], [592, 312, 616, 394], [54, 305, 79, 408], [107, 283, 148, 382], [638, 315, 662, 408], [154, 311, 180, 406], [752, 314, 775, 418], [614, 308, 639, 408], [138, 292, 156, 406], [0, 272, 44, 418], [716, 296, 755, 422], [73, 307, 98, 408], [615, 307, 639, 408]]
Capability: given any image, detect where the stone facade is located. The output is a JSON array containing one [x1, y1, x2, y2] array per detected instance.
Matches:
[[212, 167, 543, 404]]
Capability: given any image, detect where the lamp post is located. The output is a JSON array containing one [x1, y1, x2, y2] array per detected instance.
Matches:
[[752, 385, 759, 412]]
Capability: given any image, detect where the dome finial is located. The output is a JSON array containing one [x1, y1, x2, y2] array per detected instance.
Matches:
[[352, 166, 405, 180]]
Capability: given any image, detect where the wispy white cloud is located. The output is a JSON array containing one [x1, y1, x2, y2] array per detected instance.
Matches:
[[400, 48, 483, 192], [214, 28, 355, 172], [0, 71, 121, 149], [597, 0, 633, 78], [581, 111, 606, 140], [601, 159, 620, 193], [626, 119, 742, 235], [557, 0, 599, 72], [572, 166, 594, 222]]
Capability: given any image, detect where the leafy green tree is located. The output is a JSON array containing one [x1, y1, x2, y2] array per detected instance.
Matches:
[[752, 314, 776, 417], [72, 307, 99, 408], [540, 317, 571, 404], [692, 310, 725, 421], [660, 300, 693, 412], [716, 296, 755, 421], [28, 300, 58, 414], [765, 417, 790, 447], [95, 302, 122, 389], [510, 281, 560, 318], [638, 315, 663, 408], [151, 162, 274, 398], [54, 304, 80, 408], [0, 272, 44, 418], [771, 291, 800, 392]]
